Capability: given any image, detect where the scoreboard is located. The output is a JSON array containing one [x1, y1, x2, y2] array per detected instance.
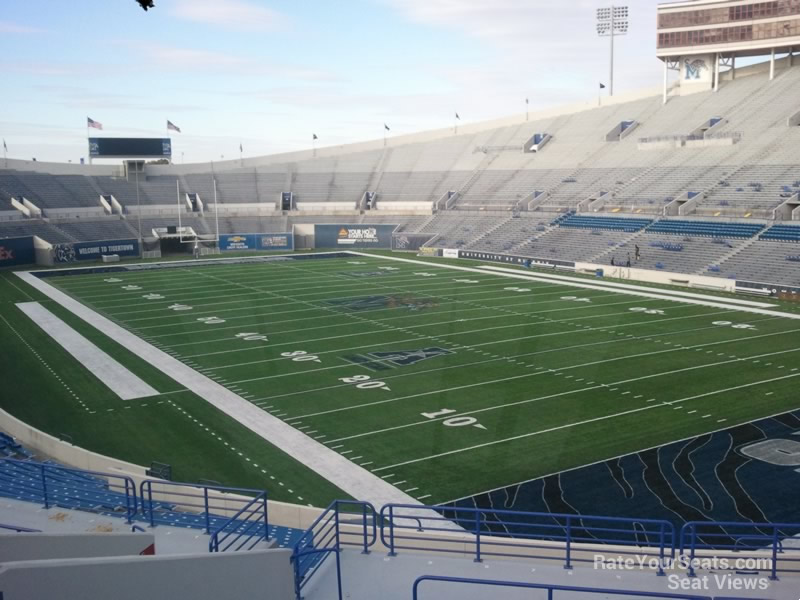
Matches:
[[88, 138, 172, 159]]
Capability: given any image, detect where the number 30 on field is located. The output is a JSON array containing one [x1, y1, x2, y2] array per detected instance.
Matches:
[[421, 408, 486, 430]]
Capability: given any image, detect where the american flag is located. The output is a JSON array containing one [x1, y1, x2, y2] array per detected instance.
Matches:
[[167, 120, 181, 133], [87, 117, 103, 130]]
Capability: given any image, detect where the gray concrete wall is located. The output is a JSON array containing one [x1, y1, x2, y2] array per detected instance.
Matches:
[[0, 549, 293, 600], [0, 532, 155, 562]]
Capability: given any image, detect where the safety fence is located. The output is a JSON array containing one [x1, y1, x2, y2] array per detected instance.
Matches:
[[411, 576, 767, 600]]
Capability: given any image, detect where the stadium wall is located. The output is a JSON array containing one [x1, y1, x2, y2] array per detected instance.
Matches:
[[0, 236, 35, 268], [0, 549, 294, 600], [0, 407, 324, 529], [574, 262, 736, 292]]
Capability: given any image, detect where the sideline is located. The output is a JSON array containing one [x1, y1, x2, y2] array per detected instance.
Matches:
[[14, 271, 422, 509], [16, 302, 159, 401]]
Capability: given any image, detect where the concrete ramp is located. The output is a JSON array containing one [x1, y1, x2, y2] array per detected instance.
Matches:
[[16, 302, 159, 400]]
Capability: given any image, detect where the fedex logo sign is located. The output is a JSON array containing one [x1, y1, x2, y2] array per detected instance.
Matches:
[[0, 247, 14, 261]]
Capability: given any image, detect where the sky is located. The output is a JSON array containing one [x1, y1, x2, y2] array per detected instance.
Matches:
[[0, 0, 669, 163]]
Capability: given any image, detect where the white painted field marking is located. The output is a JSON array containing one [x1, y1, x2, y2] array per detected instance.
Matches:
[[251, 323, 794, 407], [15, 270, 423, 509], [345, 251, 796, 319], [162, 289, 622, 348], [117, 279, 567, 323], [371, 372, 800, 472], [181, 296, 672, 359], [315, 345, 800, 440], [15, 302, 159, 400]]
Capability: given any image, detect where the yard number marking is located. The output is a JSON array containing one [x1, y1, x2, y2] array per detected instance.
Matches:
[[712, 321, 757, 330], [168, 303, 193, 311], [504, 287, 531, 293], [143, 293, 164, 300], [281, 351, 322, 363], [378, 267, 400, 271], [122, 285, 142, 291], [104, 278, 122, 283], [235, 332, 268, 342], [421, 408, 487, 430], [197, 316, 226, 325], [339, 375, 390, 391], [630, 307, 665, 315], [414, 272, 437, 277], [561, 296, 591, 303], [455, 279, 479, 284]]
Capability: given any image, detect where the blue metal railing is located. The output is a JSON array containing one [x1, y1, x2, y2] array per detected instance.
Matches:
[[680, 521, 800, 580], [381, 504, 675, 574], [291, 500, 376, 600], [412, 576, 720, 600], [0, 458, 137, 523], [139, 480, 268, 537], [208, 490, 268, 552]]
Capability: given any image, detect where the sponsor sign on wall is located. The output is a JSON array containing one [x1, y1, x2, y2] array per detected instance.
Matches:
[[315, 224, 396, 249], [53, 239, 140, 263], [219, 233, 293, 252], [0, 236, 35, 267], [443, 249, 459, 259]]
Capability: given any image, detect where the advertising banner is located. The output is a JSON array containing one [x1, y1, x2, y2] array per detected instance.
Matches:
[[53, 239, 140, 263], [315, 224, 396, 249], [0, 236, 35, 268], [443, 249, 460, 259], [219, 233, 293, 252]]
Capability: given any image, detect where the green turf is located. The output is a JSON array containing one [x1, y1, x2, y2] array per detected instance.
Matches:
[[9, 253, 800, 505], [0, 270, 346, 507]]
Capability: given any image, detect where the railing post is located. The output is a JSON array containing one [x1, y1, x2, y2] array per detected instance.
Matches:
[[293, 551, 303, 600], [474, 511, 482, 563], [657, 522, 666, 576], [147, 483, 155, 528], [40, 463, 50, 509], [203, 487, 211, 534], [361, 503, 369, 554], [334, 506, 343, 600], [770, 527, 779, 581], [125, 479, 134, 524], [564, 516, 573, 570], [686, 524, 697, 578], [263, 494, 270, 542], [388, 505, 396, 557]]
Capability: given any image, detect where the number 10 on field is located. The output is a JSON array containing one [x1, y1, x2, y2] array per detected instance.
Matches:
[[421, 408, 487, 430]]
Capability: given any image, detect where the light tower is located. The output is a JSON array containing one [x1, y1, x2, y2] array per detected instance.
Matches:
[[596, 5, 629, 97]]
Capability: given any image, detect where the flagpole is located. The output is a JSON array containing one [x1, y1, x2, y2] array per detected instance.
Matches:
[[525, 99, 529, 122]]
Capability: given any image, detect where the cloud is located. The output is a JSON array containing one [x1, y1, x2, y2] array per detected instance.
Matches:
[[0, 21, 46, 34], [169, 0, 287, 32], [380, 0, 661, 95]]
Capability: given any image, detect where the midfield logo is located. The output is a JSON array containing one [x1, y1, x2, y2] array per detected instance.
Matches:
[[327, 295, 438, 312], [344, 347, 454, 371], [369, 347, 454, 367]]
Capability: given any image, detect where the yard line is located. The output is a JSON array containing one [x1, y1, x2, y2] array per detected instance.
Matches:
[[241, 319, 762, 402], [370, 372, 800, 472], [182, 296, 668, 359], [320, 346, 800, 440]]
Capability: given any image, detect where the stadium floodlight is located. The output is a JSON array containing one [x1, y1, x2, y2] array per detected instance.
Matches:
[[597, 5, 629, 97]]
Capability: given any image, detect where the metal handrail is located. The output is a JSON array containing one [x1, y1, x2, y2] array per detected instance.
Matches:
[[381, 504, 674, 573], [208, 491, 269, 553], [138, 479, 266, 533], [680, 521, 800, 580], [291, 500, 377, 600], [412, 576, 717, 600], [1, 458, 137, 523]]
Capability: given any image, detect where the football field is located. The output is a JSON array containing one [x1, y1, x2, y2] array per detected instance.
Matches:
[[42, 252, 800, 505]]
